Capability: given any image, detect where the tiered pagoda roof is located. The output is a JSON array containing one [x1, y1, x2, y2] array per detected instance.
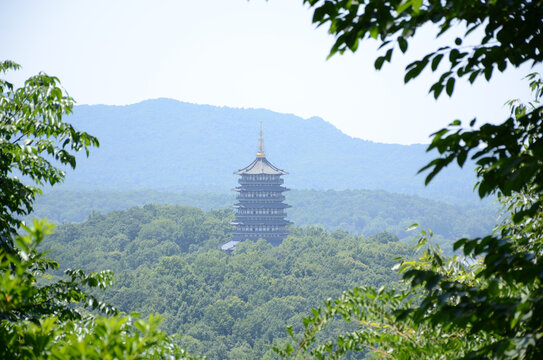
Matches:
[[234, 157, 287, 175], [227, 121, 292, 248]]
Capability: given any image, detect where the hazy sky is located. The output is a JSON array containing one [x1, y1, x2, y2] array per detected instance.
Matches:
[[2, 0, 540, 144]]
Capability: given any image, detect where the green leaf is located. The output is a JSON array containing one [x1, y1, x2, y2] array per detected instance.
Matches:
[[370, 27, 379, 39], [398, 37, 408, 53], [446, 77, 455, 96], [375, 56, 386, 70], [431, 54, 444, 71]]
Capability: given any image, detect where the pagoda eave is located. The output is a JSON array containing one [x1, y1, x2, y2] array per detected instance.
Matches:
[[232, 203, 291, 209]]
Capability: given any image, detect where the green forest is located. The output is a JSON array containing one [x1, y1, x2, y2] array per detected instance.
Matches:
[[41, 204, 413, 359]]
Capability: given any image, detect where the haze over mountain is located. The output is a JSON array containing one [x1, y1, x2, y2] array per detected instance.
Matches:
[[64, 98, 477, 204]]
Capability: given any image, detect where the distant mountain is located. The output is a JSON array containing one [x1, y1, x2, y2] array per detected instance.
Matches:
[[63, 98, 478, 204]]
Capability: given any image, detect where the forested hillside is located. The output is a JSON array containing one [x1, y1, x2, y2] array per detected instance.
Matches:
[[33, 189, 496, 244], [42, 204, 413, 359], [60, 99, 478, 204]]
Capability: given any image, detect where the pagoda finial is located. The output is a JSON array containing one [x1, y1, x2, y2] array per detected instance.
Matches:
[[256, 120, 266, 158]]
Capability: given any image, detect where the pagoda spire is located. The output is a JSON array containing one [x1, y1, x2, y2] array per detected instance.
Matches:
[[256, 120, 266, 158]]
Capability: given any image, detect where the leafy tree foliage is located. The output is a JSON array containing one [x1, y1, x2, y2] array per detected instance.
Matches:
[[2, 314, 190, 360], [0, 62, 195, 359], [0, 61, 98, 248], [305, 0, 542, 98], [0, 220, 116, 323], [274, 1, 543, 359], [408, 77, 543, 358]]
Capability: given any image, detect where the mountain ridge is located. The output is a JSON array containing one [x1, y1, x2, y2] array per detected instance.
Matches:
[[63, 98, 477, 204]]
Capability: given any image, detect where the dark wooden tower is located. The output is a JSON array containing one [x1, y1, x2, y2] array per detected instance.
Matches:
[[231, 122, 291, 246]]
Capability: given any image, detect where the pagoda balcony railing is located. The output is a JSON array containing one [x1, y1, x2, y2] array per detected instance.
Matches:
[[236, 195, 286, 202], [233, 186, 288, 193], [238, 178, 284, 185], [235, 215, 287, 220], [235, 212, 286, 216], [232, 217, 292, 224], [233, 203, 291, 209]]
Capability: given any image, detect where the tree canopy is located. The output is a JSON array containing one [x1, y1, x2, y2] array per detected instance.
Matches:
[[276, 1, 543, 359], [0, 62, 195, 359], [38, 203, 415, 360], [0, 60, 98, 248], [305, 0, 542, 98]]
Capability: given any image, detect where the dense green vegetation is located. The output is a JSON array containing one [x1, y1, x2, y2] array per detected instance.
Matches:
[[41, 204, 414, 359], [1, 61, 192, 359], [275, 0, 543, 359], [33, 189, 496, 246], [59, 99, 477, 204]]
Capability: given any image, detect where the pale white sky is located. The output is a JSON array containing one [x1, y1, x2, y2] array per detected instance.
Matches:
[[1, 0, 540, 144]]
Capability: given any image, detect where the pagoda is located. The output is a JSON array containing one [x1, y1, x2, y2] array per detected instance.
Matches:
[[231, 122, 291, 246]]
